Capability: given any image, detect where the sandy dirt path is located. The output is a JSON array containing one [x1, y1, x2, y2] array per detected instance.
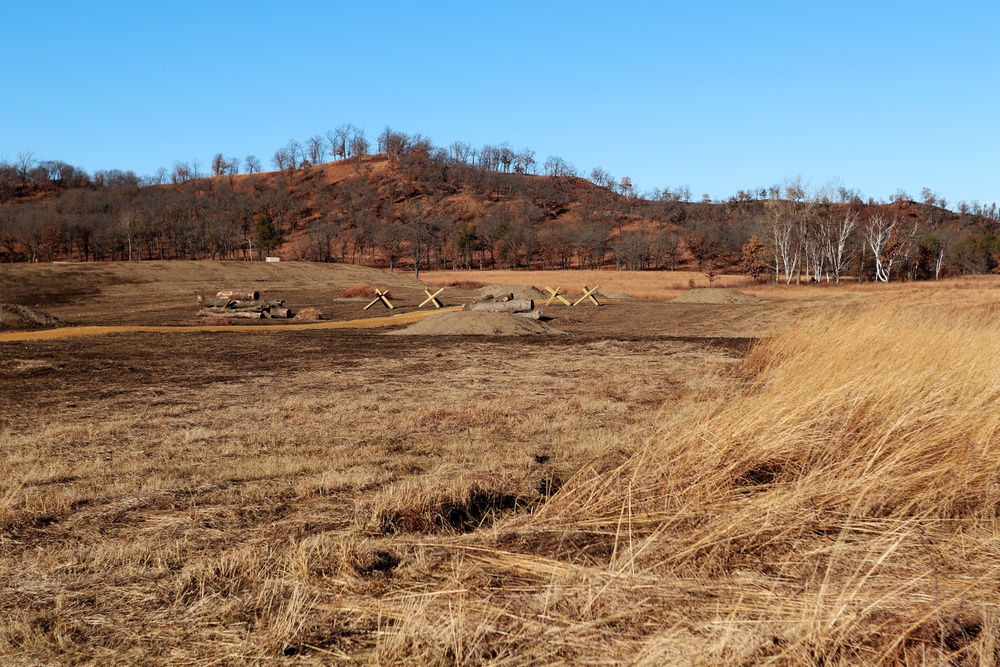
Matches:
[[0, 306, 463, 343]]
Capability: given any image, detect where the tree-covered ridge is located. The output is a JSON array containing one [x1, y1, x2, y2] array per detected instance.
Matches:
[[3, 128, 1000, 280]]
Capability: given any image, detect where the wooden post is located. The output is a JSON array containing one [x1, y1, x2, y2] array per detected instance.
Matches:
[[419, 288, 445, 309], [364, 289, 394, 310], [544, 286, 572, 306], [573, 285, 601, 306]]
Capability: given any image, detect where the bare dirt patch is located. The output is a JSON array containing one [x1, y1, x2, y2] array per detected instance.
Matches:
[[672, 287, 759, 304], [388, 310, 562, 336]]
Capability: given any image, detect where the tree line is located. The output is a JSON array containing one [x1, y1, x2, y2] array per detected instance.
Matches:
[[3, 130, 1000, 281]]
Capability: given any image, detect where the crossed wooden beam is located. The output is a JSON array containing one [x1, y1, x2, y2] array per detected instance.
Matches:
[[574, 284, 601, 306], [419, 288, 445, 309], [363, 289, 394, 310], [545, 285, 600, 307], [544, 286, 572, 306]]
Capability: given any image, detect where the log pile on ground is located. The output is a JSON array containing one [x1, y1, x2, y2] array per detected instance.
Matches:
[[465, 299, 535, 313], [197, 291, 292, 319], [475, 284, 547, 302]]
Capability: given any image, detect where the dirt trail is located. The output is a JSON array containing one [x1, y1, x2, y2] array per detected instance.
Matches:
[[0, 307, 463, 343]]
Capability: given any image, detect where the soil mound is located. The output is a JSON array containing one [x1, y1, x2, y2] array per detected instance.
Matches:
[[672, 288, 758, 304], [389, 311, 561, 336], [474, 284, 546, 302], [0, 304, 67, 330]]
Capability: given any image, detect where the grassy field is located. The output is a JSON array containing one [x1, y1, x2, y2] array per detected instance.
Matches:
[[2, 263, 1000, 665]]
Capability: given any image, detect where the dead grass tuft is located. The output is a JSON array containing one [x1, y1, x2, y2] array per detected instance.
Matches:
[[293, 306, 322, 320], [340, 283, 375, 298], [361, 469, 534, 534]]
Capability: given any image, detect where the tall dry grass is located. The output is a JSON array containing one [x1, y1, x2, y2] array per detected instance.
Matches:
[[512, 295, 1000, 663], [9, 292, 1000, 664]]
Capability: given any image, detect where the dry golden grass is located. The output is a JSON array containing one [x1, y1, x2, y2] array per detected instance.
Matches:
[[508, 293, 1000, 664], [6, 272, 1000, 664], [0, 330, 730, 664]]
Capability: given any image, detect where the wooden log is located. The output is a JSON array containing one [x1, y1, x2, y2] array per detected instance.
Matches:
[[199, 296, 235, 308], [268, 307, 291, 318], [513, 309, 544, 320], [216, 290, 260, 301], [464, 299, 534, 313], [197, 309, 263, 319]]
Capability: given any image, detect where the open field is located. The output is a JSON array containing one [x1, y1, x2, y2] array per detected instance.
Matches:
[[3, 262, 1000, 664]]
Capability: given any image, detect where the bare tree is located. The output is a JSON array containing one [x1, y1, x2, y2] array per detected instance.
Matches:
[[171, 161, 192, 183], [498, 144, 515, 173], [864, 213, 916, 282], [271, 148, 291, 172], [543, 155, 575, 177], [515, 148, 536, 174], [306, 135, 327, 164], [766, 204, 799, 284], [920, 186, 938, 206], [590, 167, 615, 189], [326, 128, 345, 160], [286, 139, 303, 170], [349, 129, 369, 158], [244, 155, 261, 174], [211, 153, 228, 177], [449, 141, 472, 164], [16, 151, 36, 184], [825, 212, 858, 283]]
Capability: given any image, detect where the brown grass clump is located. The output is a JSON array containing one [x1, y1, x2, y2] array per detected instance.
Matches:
[[293, 306, 322, 321], [340, 283, 374, 299], [445, 279, 485, 289]]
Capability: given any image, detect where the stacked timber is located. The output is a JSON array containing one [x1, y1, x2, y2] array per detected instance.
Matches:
[[197, 291, 292, 319], [464, 299, 543, 319]]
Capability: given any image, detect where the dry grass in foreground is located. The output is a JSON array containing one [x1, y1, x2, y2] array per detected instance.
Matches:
[[5, 292, 1000, 664], [511, 295, 1000, 664]]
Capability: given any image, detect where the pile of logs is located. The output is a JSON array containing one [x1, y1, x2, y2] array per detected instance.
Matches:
[[197, 290, 292, 319], [464, 298, 543, 320]]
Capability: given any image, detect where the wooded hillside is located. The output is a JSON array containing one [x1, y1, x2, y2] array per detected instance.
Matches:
[[3, 130, 1000, 281]]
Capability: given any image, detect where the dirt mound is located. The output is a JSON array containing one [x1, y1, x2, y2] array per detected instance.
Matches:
[[389, 311, 561, 336], [475, 284, 546, 302], [672, 288, 758, 304], [0, 304, 66, 330]]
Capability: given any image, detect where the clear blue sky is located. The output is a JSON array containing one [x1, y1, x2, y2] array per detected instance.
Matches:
[[3, 1, 997, 206]]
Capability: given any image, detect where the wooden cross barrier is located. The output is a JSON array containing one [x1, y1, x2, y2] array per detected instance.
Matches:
[[544, 286, 572, 306], [419, 288, 445, 309], [364, 289, 394, 310], [573, 285, 601, 306]]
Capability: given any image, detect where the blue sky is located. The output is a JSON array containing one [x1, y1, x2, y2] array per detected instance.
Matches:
[[3, 1, 997, 205]]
